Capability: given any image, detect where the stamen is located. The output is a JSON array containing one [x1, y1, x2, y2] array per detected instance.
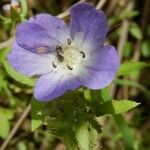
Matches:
[[67, 38, 71, 45], [80, 51, 85, 58], [67, 65, 73, 70], [55, 45, 64, 62], [57, 53, 64, 62], [56, 45, 63, 54], [52, 61, 57, 68]]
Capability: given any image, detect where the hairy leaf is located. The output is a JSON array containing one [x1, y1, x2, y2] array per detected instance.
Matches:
[[96, 100, 139, 116]]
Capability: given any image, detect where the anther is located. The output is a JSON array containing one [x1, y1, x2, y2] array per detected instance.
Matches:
[[57, 53, 64, 62], [67, 65, 73, 70], [80, 51, 85, 58], [52, 61, 57, 68], [56, 45, 63, 54], [67, 38, 71, 45]]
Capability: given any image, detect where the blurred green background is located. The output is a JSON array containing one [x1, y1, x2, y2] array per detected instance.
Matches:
[[0, 0, 150, 149]]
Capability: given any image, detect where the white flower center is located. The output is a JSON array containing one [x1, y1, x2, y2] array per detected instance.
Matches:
[[52, 38, 85, 72]]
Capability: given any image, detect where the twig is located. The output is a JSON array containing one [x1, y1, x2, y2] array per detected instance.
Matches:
[[96, 0, 107, 9], [0, 104, 31, 150], [57, 0, 107, 19], [106, 0, 117, 16], [57, 0, 85, 19]]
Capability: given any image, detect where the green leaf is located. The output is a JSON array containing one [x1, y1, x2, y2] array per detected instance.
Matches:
[[0, 107, 14, 120], [0, 48, 10, 62], [76, 123, 89, 150], [0, 113, 10, 139], [99, 88, 135, 150], [96, 100, 140, 116], [109, 10, 139, 25], [123, 42, 132, 58], [31, 120, 43, 132], [129, 22, 142, 40], [17, 141, 27, 150], [31, 97, 54, 131], [84, 88, 111, 104], [117, 61, 150, 76], [0, 15, 11, 24], [31, 99, 45, 131], [89, 128, 98, 150], [0, 70, 16, 105], [114, 115, 134, 150], [4, 60, 36, 87], [141, 40, 150, 57]]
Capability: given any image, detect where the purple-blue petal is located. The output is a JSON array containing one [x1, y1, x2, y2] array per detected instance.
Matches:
[[70, 3, 108, 48], [16, 14, 70, 53], [34, 72, 80, 101], [80, 45, 119, 89], [16, 22, 56, 53], [7, 41, 53, 77], [29, 13, 70, 45]]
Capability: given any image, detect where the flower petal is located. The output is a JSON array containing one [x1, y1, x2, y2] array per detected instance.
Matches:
[[7, 41, 54, 77], [79, 45, 119, 89], [16, 22, 56, 53], [34, 71, 80, 101], [70, 3, 108, 48], [29, 13, 70, 45]]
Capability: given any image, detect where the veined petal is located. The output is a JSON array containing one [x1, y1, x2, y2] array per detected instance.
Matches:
[[29, 13, 70, 45], [70, 3, 108, 49], [79, 45, 119, 89], [16, 22, 56, 53], [7, 41, 54, 77], [34, 71, 80, 101]]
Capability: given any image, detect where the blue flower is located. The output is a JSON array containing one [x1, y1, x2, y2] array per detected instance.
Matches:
[[7, 3, 119, 101]]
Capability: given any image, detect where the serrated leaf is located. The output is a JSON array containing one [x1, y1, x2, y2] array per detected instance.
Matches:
[[0, 113, 10, 139], [31, 120, 43, 132], [76, 124, 89, 150], [117, 61, 150, 76], [4, 60, 36, 87], [31, 99, 45, 131], [89, 128, 98, 150], [129, 23, 142, 40], [96, 100, 140, 116]]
